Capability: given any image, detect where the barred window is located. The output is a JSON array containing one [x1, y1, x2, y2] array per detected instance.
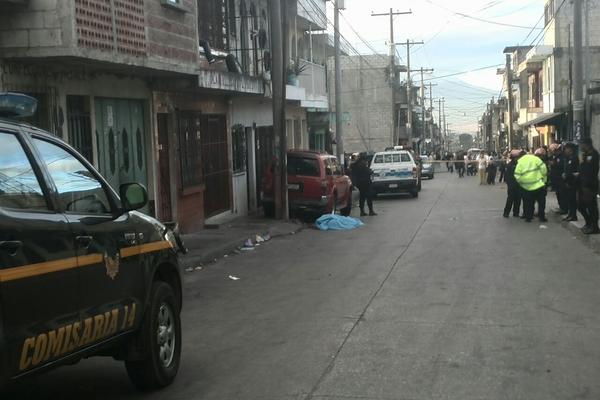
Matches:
[[178, 112, 203, 188], [198, 0, 228, 50]]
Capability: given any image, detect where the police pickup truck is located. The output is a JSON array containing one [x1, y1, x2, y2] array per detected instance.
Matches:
[[0, 93, 185, 390], [370, 147, 422, 198]]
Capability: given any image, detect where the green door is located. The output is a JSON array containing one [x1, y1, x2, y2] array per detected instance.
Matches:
[[95, 98, 148, 191]]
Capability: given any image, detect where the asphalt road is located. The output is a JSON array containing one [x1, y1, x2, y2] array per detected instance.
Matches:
[[5, 171, 600, 400]]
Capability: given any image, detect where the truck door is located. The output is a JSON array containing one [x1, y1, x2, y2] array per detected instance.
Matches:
[[0, 131, 80, 378], [31, 136, 144, 343]]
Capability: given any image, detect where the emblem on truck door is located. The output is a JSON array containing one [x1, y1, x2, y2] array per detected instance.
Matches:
[[104, 252, 120, 280]]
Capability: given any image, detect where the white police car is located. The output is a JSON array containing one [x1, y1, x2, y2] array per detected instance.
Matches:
[[370, 148, 421, 198]]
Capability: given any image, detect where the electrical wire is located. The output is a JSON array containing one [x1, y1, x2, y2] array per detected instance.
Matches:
[[424, 0, 543, 30]]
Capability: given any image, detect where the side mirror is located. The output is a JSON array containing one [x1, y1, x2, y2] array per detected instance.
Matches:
[[120, 182, 148, 212]]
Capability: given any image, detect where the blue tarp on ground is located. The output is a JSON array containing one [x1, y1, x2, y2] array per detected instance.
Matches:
[[315, 213, 364, 231]]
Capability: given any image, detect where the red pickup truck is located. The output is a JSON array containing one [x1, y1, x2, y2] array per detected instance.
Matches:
[[261, 150, 353, 217]]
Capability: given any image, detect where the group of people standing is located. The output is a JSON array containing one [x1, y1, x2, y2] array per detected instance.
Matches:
[[502, 138, 599, 234]]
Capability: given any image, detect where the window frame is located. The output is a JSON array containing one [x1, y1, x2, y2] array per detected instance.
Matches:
[[28, 133, 119, 215], [0, 130, 53, 213]]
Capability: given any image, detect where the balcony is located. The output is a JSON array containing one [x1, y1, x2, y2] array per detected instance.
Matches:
[[296, 0, 327, 31], [287, 59, 328, 109], [197, 69, 264, 95]]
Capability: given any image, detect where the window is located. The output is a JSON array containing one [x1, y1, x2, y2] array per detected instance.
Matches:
[[178, 112, 203, 189], [287, 157, 319, 176], [327, 158, 343, 175], [373, 155, 384, 164], [232, 125, 247, 173], [198, 0, 228, 50], [400, 153, 411, 162], [0, 132, 47, 210], [33, 138, 112, 214]]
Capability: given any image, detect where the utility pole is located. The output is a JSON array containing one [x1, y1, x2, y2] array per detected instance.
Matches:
[[428, 82, 437, 149], [442, 99, 447, 151], [334, 0, 344, 162], [396, 40, 424, 145], [371, 9, 412, 146], [438, 98, 443, 150], [505, 53, 514, 149], [409, 67, 433, 153], [572, 0, 585, 141], [270, 0, 287, 219]]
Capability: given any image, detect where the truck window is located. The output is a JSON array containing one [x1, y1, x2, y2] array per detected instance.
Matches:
[[0, 132, 47, 210], [373, 155, 383, 164], [400, 153, 411, 162], [287, 156, 319, 177], [33, 138, 112, 214]]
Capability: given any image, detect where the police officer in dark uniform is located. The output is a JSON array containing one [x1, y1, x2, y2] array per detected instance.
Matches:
[[351, 153, 377, 217], [562, 142, 579, 221], [577, 137, 599, 234], [549, 143, 567, 214], [503, 150, 522, 218]]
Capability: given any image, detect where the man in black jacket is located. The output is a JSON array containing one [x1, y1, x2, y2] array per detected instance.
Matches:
[[548, 143, 567, 214], [503, 150, 522, 218], [578, 138, 599, 234], [351, 154, 377, 217], [562, 142, 579, 221]]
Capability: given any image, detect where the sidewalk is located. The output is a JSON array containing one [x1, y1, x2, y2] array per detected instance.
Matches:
[[180, 215, 305, 268], [545, 190, 600, 254]]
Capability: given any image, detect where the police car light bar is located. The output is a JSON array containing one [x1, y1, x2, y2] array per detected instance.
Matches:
[[0, 92, 38, 118]]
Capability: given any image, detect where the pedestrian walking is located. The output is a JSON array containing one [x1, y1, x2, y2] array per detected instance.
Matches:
[[456, 153, 466, 177], [515, 149, 548, 222], [577, 138, 599, 234], [498, 152, 508, 183], [548, 142, 567, 214], [477, 151, 488, 185], [503, 150, 522, 218], [487, 156, 497, 185], [561, 142, 579, 221], [351, 153, 377, 217]]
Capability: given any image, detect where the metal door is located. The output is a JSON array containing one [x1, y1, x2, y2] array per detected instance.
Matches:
[[201, 114, 230, 217], [95, 98, 147, 190], [255, 126, 274, 205]]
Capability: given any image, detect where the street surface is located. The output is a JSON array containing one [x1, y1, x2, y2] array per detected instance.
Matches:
[[4, 172, 600, 400]]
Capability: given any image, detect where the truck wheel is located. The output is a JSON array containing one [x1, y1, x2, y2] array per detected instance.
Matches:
[[263, 202, 275, 218], [125, 281, 181, 391]]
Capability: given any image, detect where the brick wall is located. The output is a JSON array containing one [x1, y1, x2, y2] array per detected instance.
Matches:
[[146, 0, 198, 64], [0, 0, 199, 74], [0, 0, 63, 49]]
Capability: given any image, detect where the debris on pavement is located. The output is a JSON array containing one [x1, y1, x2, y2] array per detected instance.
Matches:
[[228, 275, 240, 281], [540, 225, 548, 229], [243, 238, 254, 248], [185, 267, 194, 273]]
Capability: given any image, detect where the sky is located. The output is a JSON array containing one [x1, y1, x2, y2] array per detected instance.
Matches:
[[327, 0, 545, 135]]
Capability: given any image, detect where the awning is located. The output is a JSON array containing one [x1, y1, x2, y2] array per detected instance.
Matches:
[[522, 112, 565, 127]]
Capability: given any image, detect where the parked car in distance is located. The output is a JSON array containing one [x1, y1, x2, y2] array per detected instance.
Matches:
[[420, 155, 435, 179], [0, 93, 186, 391], [370, 149, 421, 198], [262, 150, 353, 217]]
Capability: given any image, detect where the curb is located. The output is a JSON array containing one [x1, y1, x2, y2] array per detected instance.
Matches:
[[558, 217, 600, 255], [181, 223, 305, 268]]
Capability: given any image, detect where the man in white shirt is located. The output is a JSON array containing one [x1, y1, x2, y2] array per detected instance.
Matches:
[[477, 152, 488, 185]]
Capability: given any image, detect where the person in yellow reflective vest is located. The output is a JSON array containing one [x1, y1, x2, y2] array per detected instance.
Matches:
[[515, 149, 548, 223]]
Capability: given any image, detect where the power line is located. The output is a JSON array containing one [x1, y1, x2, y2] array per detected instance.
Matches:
[[425, 0, 544, 30], [423, 64, 503, 82]]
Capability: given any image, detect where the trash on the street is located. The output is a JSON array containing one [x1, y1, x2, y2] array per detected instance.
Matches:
[[194, 266, 203, 271], [185, 267, 194, 272], [255, 234, 265, 243], [228, 275, 240, 281], [540, 225, 548, 229], [263, 233, 272, 241], [243, 238, 254, 248], [315, 213, 364, 231]]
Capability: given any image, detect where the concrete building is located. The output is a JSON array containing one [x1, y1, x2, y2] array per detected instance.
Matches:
[[0, 0, 335, 230], [504, 0, 600, 149], [327, 54, 397, 154]]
